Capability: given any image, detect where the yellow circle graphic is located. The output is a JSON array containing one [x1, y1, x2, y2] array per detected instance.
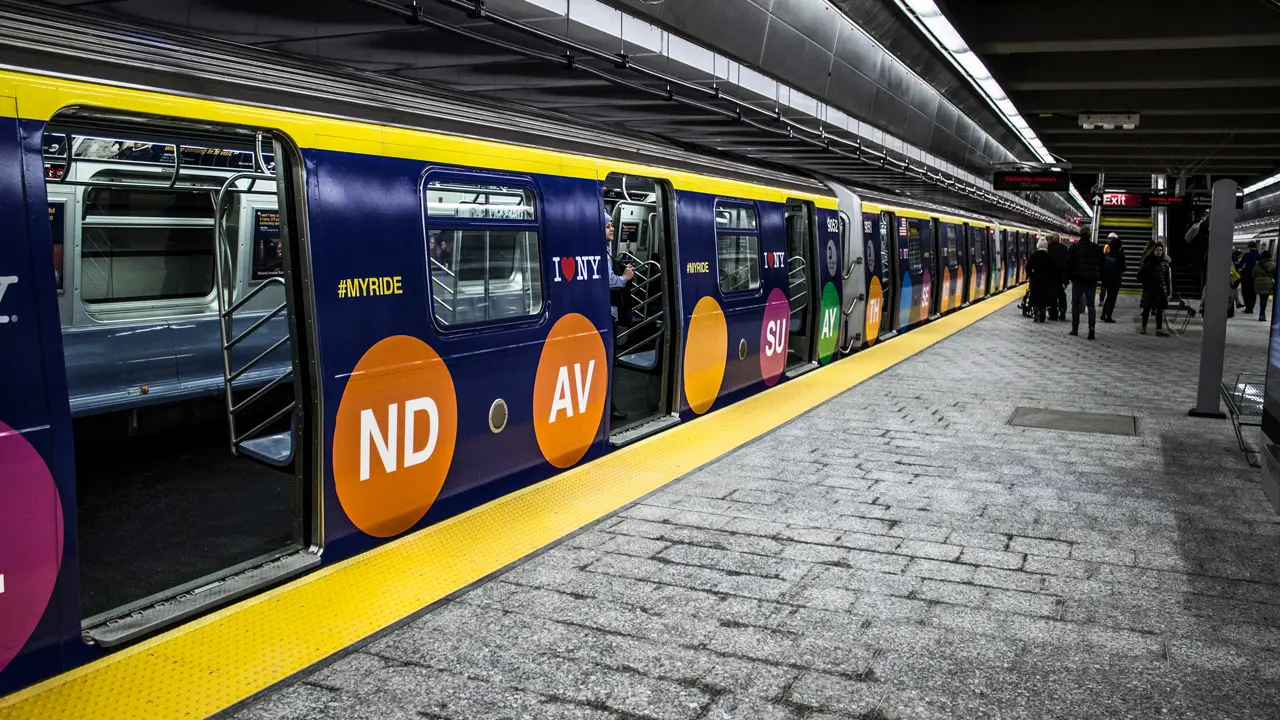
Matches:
[[683, 296, 728, 415], [865, 275, 884, 345], [533, 313, 608, 469]]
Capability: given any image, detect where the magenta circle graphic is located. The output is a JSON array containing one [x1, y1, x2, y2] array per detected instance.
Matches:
[[759, 287, 790, 387], [0, 420, 64, 673]]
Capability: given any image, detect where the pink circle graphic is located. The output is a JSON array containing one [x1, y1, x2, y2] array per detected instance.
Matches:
[[759, 287, 790, 387], [0, 420, 64, 673]]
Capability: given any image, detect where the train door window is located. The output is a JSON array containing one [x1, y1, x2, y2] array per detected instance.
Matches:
[[880, 211, 897, 332], [716, 203, 760, 294], [424, 178, 543, 327], [603, 173, 678, 444], [784, 200, 816, 370], [905, 219, 922, 274], [43, 116, 312, 646]]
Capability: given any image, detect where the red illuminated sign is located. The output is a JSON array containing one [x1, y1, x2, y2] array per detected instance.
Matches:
[[1102, 193, 1141, 208], [993, 170, 1070, 192], [1104, 192, 1188, 209]]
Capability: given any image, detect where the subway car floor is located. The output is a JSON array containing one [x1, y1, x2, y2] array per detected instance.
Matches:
[[73, 405, 295, 619]]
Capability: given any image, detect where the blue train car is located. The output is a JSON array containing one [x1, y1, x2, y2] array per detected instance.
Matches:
[[0, 64, 852, 691], [0, 36, 1055, 695]]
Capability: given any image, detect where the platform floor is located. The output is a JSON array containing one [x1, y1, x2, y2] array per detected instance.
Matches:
[[232, 296, 1280, 720]]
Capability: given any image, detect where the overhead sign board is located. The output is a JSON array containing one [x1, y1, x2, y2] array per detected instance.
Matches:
[[1102, 192, 1144, 208], [992, 170, 1070, 192], [1190, 193, 1245, 211]]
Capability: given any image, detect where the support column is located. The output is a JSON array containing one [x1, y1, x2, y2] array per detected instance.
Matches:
[[1189, 179, 1238, 419]]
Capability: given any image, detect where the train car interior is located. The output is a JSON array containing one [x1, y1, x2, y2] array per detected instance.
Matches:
[[603, 173, 679, 445], [784, 200, 818, 376], [40, 111, 315, 646]]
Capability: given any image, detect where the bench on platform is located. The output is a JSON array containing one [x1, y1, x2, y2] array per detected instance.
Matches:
[[1220, 372, 1265, 453]]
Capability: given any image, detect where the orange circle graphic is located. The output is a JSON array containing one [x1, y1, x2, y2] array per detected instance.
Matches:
[[683, 296, 728, 415], [865, 275, 884, 344], [333, 335, 458, 538], [533, 313, 608, 468]]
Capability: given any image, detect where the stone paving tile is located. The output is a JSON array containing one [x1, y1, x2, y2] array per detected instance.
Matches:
[[235, 297, 1280, 719]]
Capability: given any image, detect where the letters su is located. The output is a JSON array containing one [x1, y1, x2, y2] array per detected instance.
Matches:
[[764, 318, 788, 357]]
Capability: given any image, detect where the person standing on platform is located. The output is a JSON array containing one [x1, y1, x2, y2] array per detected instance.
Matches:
[[1047, 235, 1069, 321], [1098, 233, 1126, 324], [1028, 238, 1059, 323], [1066, 227, 1105, 339], [605, 212, 635, 422], [1139, 242, 1171, 336], [1240, 241, 1262, 314], [1255, 249, 1276, 323]]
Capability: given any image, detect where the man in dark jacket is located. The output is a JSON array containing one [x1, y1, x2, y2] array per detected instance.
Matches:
[[1066, 227, 1105, 339], [1240, 241, 1262, 313], [1047, 236, 1069, 321], [1098, 233, 1127, 323]]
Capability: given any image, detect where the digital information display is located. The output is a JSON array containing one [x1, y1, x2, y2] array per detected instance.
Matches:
[[252, 209, 283, 280], [992, 170, 1070, 192]]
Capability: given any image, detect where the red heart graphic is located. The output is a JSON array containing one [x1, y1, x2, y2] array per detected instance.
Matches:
[[561, 256, 576, 280]]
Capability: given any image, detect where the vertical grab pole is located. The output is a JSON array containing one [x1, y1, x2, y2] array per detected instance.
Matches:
[[213, 177, 239, 455], [1189, 178, 1238, 419]]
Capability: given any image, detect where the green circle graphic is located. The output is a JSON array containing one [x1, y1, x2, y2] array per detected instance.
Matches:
[[817, 282, 840, 364]]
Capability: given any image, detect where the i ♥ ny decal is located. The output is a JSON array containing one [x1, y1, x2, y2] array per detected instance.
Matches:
[[552, 255, 603, 282]]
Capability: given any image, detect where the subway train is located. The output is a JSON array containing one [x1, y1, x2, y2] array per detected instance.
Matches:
[[0, 42, 1070, 693]]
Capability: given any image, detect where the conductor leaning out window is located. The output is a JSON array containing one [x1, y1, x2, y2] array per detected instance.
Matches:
[[605, 212, 634, 421]]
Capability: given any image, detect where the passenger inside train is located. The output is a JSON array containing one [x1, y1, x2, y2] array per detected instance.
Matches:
[[603, 174, 676, 439]]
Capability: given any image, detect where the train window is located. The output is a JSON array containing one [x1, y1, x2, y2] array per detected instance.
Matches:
[[715, 201, 760, 294], [944, 225, 959, 268], [85, 187, 214, 218], [716, 205, 758, 230], [80, 226, 215, 302], [426, 182, 536, 221], [906, 220, 923, 273], [423, 177, 543, 327], [717, 234, 760, 294], [79, 183, 217, 304]]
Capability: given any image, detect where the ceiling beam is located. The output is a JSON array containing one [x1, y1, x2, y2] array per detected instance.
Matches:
[[978, 35, 1280, 55], [943, 0, 1280, 54], [1013, 88, 1280, 115], [989, 46, 1280, 91]]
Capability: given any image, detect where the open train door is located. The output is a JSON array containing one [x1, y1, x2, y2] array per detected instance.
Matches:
[[604, 172, 681, 446], [823, 182, 867, 353], [36, 110, 320, 648], [783, 199, 820, 377]]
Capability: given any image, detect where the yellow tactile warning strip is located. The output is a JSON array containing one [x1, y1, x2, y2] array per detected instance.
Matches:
[[0, 290, 1021, 720]]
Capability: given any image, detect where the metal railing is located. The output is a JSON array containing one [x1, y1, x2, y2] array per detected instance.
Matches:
[[212, 143, 294, 458], [616, 251, 665, 352]]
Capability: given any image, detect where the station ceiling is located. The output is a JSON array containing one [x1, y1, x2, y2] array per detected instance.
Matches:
[[939, 0, 1280, 184], [28, 0, 1077, 228]]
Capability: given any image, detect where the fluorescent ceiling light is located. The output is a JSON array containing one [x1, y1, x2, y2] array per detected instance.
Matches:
[[892, 0, 1088, 217], [953, 51, 990, 81], [1244, 172, 1280, 196], [921, 15, 967, 53], [902, 0, 940, 16]]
